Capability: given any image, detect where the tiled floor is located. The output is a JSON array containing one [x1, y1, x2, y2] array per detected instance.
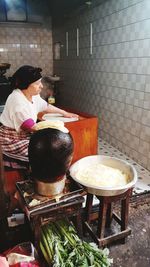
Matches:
[[98, 138, 150, 196]]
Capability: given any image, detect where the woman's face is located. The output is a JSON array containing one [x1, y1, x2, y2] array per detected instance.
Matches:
[[27, 79, 43, 96]]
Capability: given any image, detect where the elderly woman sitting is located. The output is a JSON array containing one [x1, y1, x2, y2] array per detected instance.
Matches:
[[0, 65, 77, 167]]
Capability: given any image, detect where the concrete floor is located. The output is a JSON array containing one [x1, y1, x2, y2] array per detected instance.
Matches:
[[106, 195, 150, 267], [83, 193, 150, 267]]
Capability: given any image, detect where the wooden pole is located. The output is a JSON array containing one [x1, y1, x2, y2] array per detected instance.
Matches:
[[0, 145, 8, 219]]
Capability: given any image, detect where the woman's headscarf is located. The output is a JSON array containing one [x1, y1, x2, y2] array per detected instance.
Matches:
[[11, 65, 42, 90]]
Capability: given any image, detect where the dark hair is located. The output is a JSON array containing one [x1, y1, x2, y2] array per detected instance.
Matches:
[[11, 65, 42, 90], [28, 128, 74, 182]]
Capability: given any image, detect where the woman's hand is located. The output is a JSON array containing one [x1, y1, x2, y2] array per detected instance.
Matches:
[[40, 105, 79, 119], [63, 111, 79, 118], [37, 111, 45, 121]]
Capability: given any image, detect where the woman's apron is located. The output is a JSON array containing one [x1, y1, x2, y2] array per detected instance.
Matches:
[[0, 125, 31, 162]]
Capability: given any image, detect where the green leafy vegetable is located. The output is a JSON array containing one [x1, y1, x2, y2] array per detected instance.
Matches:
[[40, 219, 113, 267]]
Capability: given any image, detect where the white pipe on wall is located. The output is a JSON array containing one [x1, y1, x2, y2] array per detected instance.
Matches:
[[77, 27, 79, 56], [90, 22, 93, 55], [66, 31, 68, 56]]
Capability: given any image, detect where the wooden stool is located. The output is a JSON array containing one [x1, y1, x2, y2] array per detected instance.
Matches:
[[3, 154, 29, 195], [4, 170, 25, 195], [16, 179, 85, 251], [30, 196, 84, 249], [0, 152, 29, 212], [84, 189, 132, 247]]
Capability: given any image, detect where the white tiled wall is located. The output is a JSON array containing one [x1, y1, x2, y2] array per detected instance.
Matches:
[[0, 23, 53, 76], [53, 0, 150, 172]]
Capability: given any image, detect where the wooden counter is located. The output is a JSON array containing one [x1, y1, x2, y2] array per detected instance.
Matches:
[[63, 109, 98, 164]]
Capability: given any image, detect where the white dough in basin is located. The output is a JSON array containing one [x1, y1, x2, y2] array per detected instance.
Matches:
[[75, 163, 129, 188]]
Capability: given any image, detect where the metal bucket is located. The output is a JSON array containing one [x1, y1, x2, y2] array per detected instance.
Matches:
[[35, 175, 66, 196], [69, 155, 137, 196]]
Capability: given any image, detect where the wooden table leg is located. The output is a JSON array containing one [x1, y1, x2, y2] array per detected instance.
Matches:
[[85, 193, 93, 224], [75, 209, 83, 237], [121, 196, 130, 231], [31, 217, 42, 252], [106, 202, 112, 228], [97, 197, 108, 239]]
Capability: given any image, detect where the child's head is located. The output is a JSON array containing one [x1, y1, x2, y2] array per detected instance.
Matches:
[[28, 128, 74, 182]]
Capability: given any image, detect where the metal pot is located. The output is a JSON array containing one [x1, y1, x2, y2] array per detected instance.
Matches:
[[35, 175, 66, 196], [0, 63, 10, 68], [69, 155, 137, 196], [0, 63, 11, 72], [0, 63, 11, 77]]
